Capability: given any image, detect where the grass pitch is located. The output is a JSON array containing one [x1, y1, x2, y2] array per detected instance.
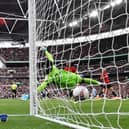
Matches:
[[0, 99, 70, 129], [0, 98, 129, 129], [39, 98, 129, 129]]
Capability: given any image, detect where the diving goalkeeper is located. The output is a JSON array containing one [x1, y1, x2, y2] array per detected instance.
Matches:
[[37, 49, 101, 92]]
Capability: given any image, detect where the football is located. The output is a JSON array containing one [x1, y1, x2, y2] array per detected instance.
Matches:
[[73, 86, 89, 100]]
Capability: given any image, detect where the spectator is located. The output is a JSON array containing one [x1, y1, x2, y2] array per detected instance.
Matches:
[[91, 87, 97, 98]]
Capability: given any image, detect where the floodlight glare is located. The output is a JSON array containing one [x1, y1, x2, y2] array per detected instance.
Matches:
[[110, 2, 116, 7], [89, 10, 98, 17], [110, 0, 123, 7], [103, 5, 110, 10], [115, 0, 123, 5], [69, 21, 78, 27]]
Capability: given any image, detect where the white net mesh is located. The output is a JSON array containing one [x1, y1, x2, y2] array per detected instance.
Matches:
[[34, 0, 129, 128]]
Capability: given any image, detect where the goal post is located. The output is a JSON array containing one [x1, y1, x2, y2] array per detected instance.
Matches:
[[28, 0, 129, 129], [28, 0, 38, 115]]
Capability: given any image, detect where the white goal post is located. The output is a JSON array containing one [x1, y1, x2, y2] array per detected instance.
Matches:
[[28, 0, 38, 116]]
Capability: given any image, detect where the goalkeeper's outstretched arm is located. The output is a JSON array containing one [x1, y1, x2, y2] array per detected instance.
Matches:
[[37, 80, 48, 92], [37, 49, 55, 92], [43, 47, 54, 64], [37, 76, 53, 92], [83, 78, 101, 85]]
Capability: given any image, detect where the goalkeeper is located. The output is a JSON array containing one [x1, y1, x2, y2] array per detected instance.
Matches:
[[37, 49, 101, 92]]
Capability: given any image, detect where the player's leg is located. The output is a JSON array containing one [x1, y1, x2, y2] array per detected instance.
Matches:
[[107, 84, 117, 98]]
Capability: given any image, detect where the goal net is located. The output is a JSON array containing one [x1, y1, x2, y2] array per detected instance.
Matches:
[[29, 0, 129, 129]]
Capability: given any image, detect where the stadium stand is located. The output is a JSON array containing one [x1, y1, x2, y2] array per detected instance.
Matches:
[[0, 48, 29, 98], [0, 45, 129, 98]]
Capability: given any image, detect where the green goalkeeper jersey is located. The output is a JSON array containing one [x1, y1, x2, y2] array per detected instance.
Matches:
[[37, 49, 100, 92], [37, 65, 100, 92]]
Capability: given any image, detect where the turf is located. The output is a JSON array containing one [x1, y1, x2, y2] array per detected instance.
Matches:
[[0, 98, 129, 129], [0, 99, 71, 129], [0, 116, 72, 129], [39, 98, 129, 129]]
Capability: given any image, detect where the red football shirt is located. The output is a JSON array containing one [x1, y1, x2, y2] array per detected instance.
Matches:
[[64, 66, 76, 73], [100, 70, 110, 84]]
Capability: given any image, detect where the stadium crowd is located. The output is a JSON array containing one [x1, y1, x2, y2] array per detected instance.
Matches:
[[0, 48, 29, 61], [0, 44, 129, 99]]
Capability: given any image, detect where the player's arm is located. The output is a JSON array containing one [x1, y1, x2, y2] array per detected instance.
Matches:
[[42, 47, 54, 63], [37, 49, 55, 92], [83, 78, 101, 85], [37, 76, 53, 92], [45, 50, 54, 63]]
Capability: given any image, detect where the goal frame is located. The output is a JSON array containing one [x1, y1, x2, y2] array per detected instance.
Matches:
[[28, 0, 90, 129]]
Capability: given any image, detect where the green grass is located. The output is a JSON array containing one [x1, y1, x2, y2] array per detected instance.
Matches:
[[0, 116, 72, 129], [0, 99, 71, 129], [39, 98, 129, 129], [0, 98, 129, 129]]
